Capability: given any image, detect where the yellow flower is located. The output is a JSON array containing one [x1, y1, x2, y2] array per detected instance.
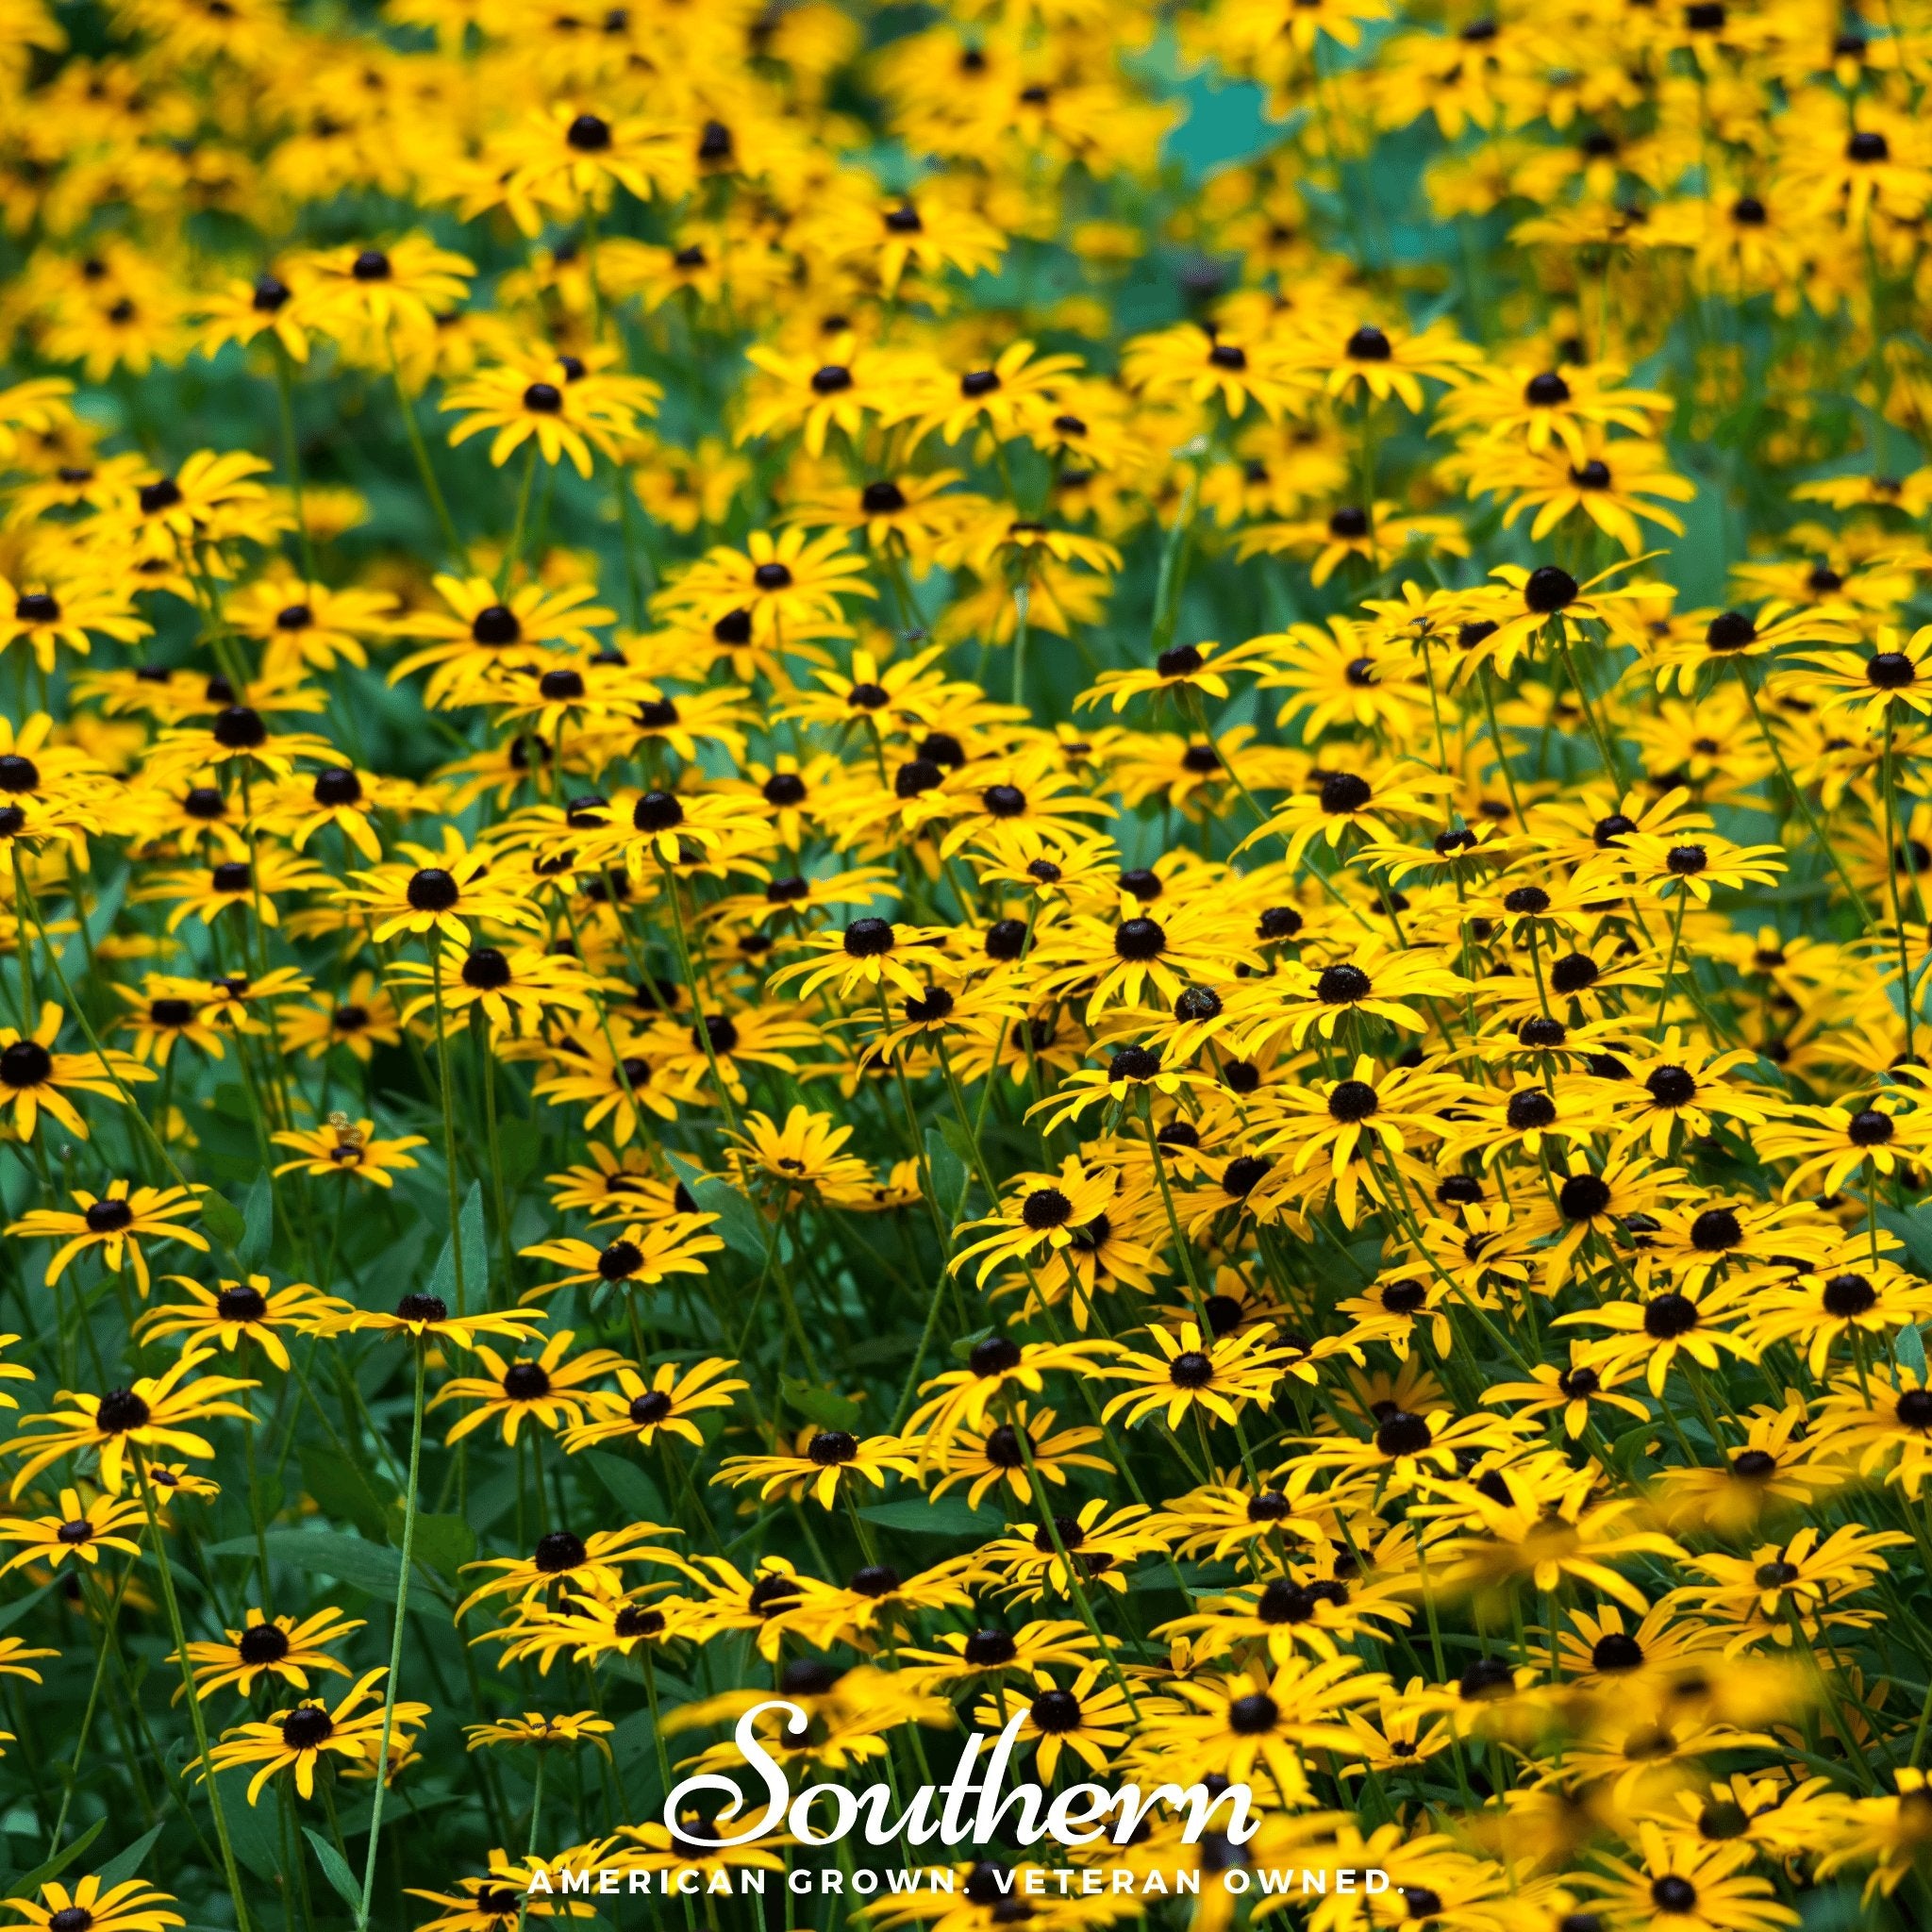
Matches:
[[520, 1216, 724, 1300], [0, 1001, 155, 1141], [561, 1358, 747, 1452], [133, 1274, 348, 1372], [428, 1329, 631, 1445], [0, 1486, 146, 1576], [715, 1426, 919, 1509], [1100, 1321, 1291, 1431], [463, 1709, 613, 1754], [0, 1874, 185, 1932], [2, 1349, 258, 1497], [271, 1117, 428, 1189], [340, 829, 543, 947], [6, 1180, 208, 1292], [183, 1605, 366, 1700], [202, 1666, 430, 1804], [297, 235, 474, 352]]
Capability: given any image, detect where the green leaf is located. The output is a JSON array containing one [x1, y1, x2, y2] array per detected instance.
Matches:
[[781, 1377, 862, 1430], [208, 1529, 402, 1596], [1607, 1414, 1662, 1476], [200, 1190, 246, 1254], [458, 1179, 488, 1302], [301, 1442, 394, 1542], [495, 1118, 541, 1188], [210, 1768, 283, 1881], [1899, 1322, 1928, 1379], [56, 874, 126, 984], [427, 1180, 489, 1307], [1881, 1207, 1932, 1279], [303, 1826, 363, 1912], [859, 1496, 1004, 1536], [94, 1824, 166, 1889], [0, 1582, 54, 1635], [924, 1125, 969, 1219], [585, 1451, 668, 1524], [667, 1154, 767, 1262], [950, 1326, 994, 1363], [935, 1117, 977, 1188], [396, 1508, 475, 1582], [239, 1171, 275, 1270], [6, 1819, 104, 1899]]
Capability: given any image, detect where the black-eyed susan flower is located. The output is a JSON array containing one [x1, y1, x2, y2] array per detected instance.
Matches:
[[1121, 321, 1309, 421], [904, 1335, 1117, 1447], [738, 335, 925, 458], [276, 975, 406, 1062], [715, 1425, 918, 1509], [531, 1033, 680, 1147], [724, 1104, 874, 1200], [0, 1636, 58, 1684], [924, 1404, 1108, 1510], [0, 1874, 186, 1932], [182, 1605, 365, 1701], [561, 1358, 746, 1452], [951, 1158, 1118, 1284], [428, 1330, 631, 1445], [1685, 1524, 1910, 1656], [520, 1216, 724, 1301], [6, 1180, 208, 1293], [1077, 634, 1281, 717], [1290, 1406, 1524, 1500], [2, 1349, 258, 1496], [1556, 1276, 1762, 1397], [405, 1850, 602, 1932], [464, 1709, 613, 1754], [322, 1291, 546, 1354], [1234, 939, 1472, 1049], [202, 1666, 430, 1804], [972, 1497, 1169, 1603], [971, 1662, 1135, 1780], [225, 576, 397, 676], [389, 575, 615, 697], [271, 1116, 428, 1189], [442, 355, 654, 478], [1741, 1260, 1932, 1376], [1653, 1401, 1844, 1535], [1291, 315, 1481, 410], [0, 574, 150, 674], [0, 1486, 145, 1577], [1480, 1344, 1653, 1439], [298, 235, 474, 351], [133, 1274, 346, 1372], [1099, 1321, 1289, 1431], [1811, 1364, 1932, 1498], [1141, 1655, 1389, 1804], [455, 1521, 686, 1622], [0, 1001, 154, 1141], [341, 829, 543, 948]]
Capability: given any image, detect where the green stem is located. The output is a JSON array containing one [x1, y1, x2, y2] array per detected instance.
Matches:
[[1736, 661, 1875, 932], [50, 1557, 137, 1850], [1883, 708, 1917, 1064], [386, 329, 463, 564], [135, 1448, 254, 1932], [510, 1752, 549, 1932], [429, 949, 469, 1314], [498, 444, 540, 596], [274, 344, 320, 583], [355, 1348, 425, 1930]]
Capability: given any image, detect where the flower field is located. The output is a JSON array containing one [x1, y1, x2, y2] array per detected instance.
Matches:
[[6, 0, 1932, 1927]]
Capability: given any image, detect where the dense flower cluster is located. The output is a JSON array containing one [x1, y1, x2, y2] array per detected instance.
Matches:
[[4, 0, 1932, 1929]]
